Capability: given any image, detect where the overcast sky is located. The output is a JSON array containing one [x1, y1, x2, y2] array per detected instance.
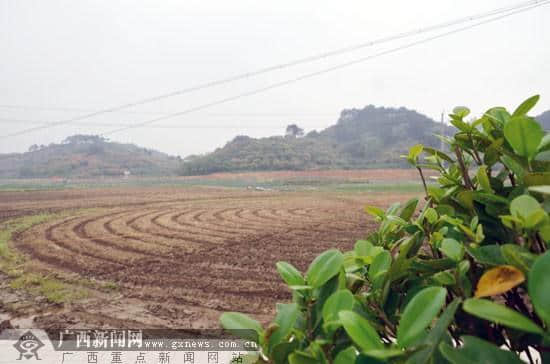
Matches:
[[1, 0, 549, 157]]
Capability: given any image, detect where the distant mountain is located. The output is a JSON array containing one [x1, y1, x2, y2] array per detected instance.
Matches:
[[537, 110, 550, 130], [180, 106, 455, 175], [0, 135, 181, 178]]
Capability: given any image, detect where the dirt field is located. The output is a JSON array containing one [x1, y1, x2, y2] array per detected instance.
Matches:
[[0, 173, 422, 329]]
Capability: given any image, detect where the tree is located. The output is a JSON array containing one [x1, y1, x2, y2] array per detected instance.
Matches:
[[62, 135, 107, 145], [285, 124, 304, 138]]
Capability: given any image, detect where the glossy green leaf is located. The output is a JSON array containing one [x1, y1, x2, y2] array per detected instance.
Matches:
[[339, 311, 383, 351], [268, 303, 299, 352], [510, 194, 541, 219], [365, 205, 385, 219], [408, 144, 424, 163], [431, 271, 456, 285], [368, 250, 391, 281], [333, 347, 357, 364], [276, 262, 305, 286], [220, 312, 263, 342], [539, 134, 550, 151], [465, 244, 505, 266], [453, 106, 470, 118], [513, 95, 540, 117], [504, 116, 544, 159], [288, 351, 318, 364], [322, 289, 354, 324], [500, 244, 537, 273], [397, 286, 447, 348], [407, 298, 460, 364], [528, 250, 550, 325], [306, 249, 343, 288], [439, 336, 522, 364], [476, 165, 492, 192], [399, 197, 419, 221], [440, 238, 464, 262], [463, 298, 544, 334]]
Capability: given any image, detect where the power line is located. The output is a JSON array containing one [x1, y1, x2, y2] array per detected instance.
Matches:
[[0, 118, 303, 129], [0, 0, 546, 139], [101, 2, 549, 136], [0, 104, 336, 117]]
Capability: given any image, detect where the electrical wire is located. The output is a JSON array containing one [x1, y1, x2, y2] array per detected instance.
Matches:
[[0, 0, 546, 138], [101, 1, 549, 136]]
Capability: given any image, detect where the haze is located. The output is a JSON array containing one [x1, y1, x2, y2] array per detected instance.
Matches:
[[1, 0, 549, 157]]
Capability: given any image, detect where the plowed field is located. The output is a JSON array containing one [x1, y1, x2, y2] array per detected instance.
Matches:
[[0, 184, 419, 329]]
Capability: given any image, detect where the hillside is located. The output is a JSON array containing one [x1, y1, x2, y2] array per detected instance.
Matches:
[[537, 110, 550, 130], [0, 135, 181, 178], [180, 106, 455, 175]]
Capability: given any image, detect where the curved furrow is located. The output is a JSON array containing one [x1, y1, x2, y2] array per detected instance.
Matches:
[[126, 209, 218, 251], [155, 209, 236, 240], [73, 213, 149, 261]]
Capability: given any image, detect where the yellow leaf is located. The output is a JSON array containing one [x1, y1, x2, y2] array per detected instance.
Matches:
[[474, 265, 525, 298]]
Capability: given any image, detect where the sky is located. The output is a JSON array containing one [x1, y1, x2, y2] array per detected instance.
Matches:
[[0, 0, 549, 157]]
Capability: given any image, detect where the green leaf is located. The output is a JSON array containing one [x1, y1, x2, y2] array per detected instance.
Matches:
[[333, 347, 358, 364], [268, 303, 299, 353], [407, 298, 461, 364], [453, 106, 470, 118], [462, 298, 544, 334], [528, 251, 550, 325], [408, 144, 424, 164], [423, 147, 454, 163], [464, 244, 505, 266], [272, 341, 299, 363], [397, 286, 447, 348], [354, 240, 382, 259], [439, 238, 464, 262], [424, 208, 438, 224], [510, 194, 541, 219], [220, 312, 263, 342], [431, 271, 456, 286], [276, 262, 305, 286], [339, 311, 383, 351], [512, 94, 539, 117], [501, 244, 537, 273], [322, 289, 354, 324], [476, 165, 492, 192], [306, 249, 344, 288], [504, 116, 544, 159], [538, 134, 550, 151], [368, 250, 391, 281], [439, 336, 522, 364], [399, 197, 419, 221], [364, 205, 385, 219], [288, 351, 318, 364], [500, 155, 525, 180]]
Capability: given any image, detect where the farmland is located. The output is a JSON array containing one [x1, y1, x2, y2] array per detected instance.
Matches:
[[0, 169, 423, 329]]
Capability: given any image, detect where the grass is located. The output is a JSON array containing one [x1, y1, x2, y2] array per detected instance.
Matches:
[[0, 212, 94, 303]]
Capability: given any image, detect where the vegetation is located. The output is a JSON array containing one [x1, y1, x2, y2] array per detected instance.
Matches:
[[220, 96, 550, 363], [181, 106, 456, 175], [0, 134, 181, 178], [0, 213, 89, 303]]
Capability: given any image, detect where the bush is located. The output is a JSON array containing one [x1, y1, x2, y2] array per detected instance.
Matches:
[[220, 95, 550, 363]]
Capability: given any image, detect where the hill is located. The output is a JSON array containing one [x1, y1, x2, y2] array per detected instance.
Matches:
[[180, 106, 455, 175], [0, 135, 181, 178], [537, 110, 550, 130]]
